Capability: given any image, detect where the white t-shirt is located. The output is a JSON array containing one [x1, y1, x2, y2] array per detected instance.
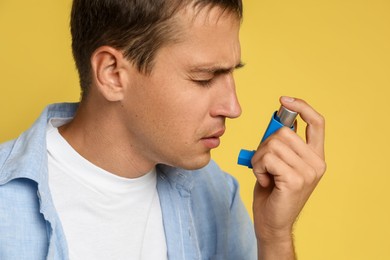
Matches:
[[46, 118, 167, 260]]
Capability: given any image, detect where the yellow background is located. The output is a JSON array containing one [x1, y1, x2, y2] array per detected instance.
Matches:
[[1, 1, 389, 259]]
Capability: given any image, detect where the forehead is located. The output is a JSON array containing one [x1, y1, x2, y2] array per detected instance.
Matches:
[[177, 4, 240, 33], [184, 7, 240, 59], [154, 5, 241, 68], [168, 6, 241, 51]]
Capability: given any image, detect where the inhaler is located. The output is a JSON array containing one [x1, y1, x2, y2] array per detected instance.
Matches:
[[237, 105, 298, 168]]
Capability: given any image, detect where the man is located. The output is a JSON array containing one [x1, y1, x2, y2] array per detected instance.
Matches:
[[0, 0, 326, 259]]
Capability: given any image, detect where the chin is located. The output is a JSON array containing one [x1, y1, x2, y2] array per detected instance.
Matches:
[[174, 153, 211, 170]]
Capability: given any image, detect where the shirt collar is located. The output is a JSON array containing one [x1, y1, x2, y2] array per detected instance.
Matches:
[[0, 103, 79, 185]]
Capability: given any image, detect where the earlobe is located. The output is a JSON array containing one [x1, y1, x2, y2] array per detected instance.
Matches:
[[91, 46, 129, 102]]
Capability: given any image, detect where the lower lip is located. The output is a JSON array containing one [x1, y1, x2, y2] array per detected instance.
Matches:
[[201, 137, 220, 149]]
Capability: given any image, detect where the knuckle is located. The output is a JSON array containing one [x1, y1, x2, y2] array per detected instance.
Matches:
[[251, 152, 274, 171], [262, 152, 274, 164], [299, 98, 308, 106], [306, 167, 318, 184], [290, 167, 318, 191], [284, 171, 303, 190], [278, 127, 292, 137], [266, 137, 281, 148], [313, 113, 325, 127], [291, 175, 305, 191], [318, 160, 327, 176]]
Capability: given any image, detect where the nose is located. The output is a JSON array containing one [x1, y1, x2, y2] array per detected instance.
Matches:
[[211, 74, 242, 119]]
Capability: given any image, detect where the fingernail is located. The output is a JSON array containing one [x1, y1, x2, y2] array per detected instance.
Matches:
[[281, 96, 295, 103]]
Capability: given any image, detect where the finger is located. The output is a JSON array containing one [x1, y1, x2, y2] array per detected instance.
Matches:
[[265, 127, 326, 178], [279, 96, 325, 158], [267, 137, 322, 185], [252, 151, 294, 189], [258, 135, 303, 170], [255, 172, 272, 188]]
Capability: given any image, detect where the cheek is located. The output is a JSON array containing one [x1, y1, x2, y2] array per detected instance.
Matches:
[[153, 102, 202, 141], [147, 86, 209, 134], [131, 74, 212, 146], [157, 104, 212, 155]]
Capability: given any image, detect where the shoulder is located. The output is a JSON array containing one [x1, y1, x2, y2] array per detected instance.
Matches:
[[0, 140, 16, 177], [0, 139, 14, 159]]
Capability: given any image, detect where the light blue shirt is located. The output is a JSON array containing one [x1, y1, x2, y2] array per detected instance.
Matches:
[[0, 103, 256, 260]]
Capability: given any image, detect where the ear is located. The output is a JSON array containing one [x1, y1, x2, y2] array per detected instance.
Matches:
[[90, 46, 130, 102]]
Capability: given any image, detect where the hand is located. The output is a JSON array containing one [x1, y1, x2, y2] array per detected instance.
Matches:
[[251, 97, 326, 258]]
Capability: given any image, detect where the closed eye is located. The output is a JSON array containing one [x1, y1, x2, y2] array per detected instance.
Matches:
[[193, 79, 213, 87]]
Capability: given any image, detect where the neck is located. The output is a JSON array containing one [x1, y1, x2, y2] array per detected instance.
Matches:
[[58, 98, 155, 179]]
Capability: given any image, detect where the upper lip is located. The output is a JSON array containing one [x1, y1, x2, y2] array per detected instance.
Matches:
[[203, 128, 225, 139]]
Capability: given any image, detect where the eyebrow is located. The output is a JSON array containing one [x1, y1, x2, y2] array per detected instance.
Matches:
[[189, 62, 245, 74]]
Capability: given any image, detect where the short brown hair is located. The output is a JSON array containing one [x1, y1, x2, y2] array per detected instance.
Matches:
[[70, 0, 243, 98]]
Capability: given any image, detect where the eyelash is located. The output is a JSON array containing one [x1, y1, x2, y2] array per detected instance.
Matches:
[[194, 79, 213, 88]]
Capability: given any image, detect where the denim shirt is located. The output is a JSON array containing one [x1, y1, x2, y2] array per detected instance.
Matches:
[[0, 103, 256, 260]]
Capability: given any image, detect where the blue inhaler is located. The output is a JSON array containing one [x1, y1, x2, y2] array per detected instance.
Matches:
[[237, 105, 298, 168]]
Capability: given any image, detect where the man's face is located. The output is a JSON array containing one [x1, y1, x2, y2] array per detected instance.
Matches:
[[120, 6, 242, 170]]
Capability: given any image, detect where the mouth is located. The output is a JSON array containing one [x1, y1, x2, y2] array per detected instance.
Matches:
[[200, 128, 225, 149]]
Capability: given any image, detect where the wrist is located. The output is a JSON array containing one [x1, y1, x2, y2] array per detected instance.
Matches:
[[255, 222, 294, 243], [257, 234, 295, 260]]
